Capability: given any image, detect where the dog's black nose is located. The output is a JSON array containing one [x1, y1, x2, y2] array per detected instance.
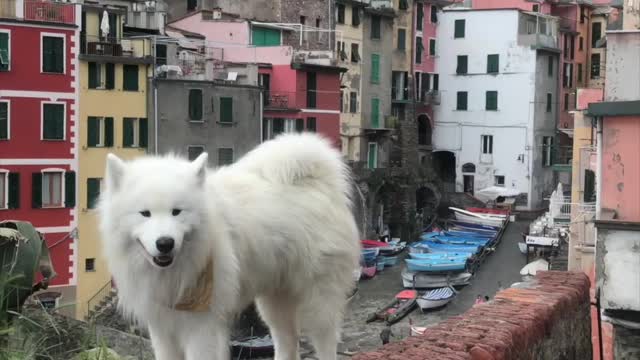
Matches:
[[156, 237, 174, 254]]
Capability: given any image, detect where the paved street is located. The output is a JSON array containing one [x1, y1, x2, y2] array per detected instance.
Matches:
[[338, 220, 530, 354]]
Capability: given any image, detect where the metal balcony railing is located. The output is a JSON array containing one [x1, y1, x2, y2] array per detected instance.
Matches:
[[550, 195, 596, 219], [421, 90, 441, 105], [0, 0, 76, 25], [80, 35, 149, 58]]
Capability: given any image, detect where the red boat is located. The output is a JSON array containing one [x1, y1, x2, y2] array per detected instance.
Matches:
[[366, 290, 418, 325], [465, 207, 509, 215], [361, 239, 390, 248]]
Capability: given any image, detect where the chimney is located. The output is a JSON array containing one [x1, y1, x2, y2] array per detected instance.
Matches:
[[212, 7, 222, 19]]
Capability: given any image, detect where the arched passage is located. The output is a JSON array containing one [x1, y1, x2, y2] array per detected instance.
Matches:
[[417, 114, 432, 146], [371, 182, 401, 239], [433, 151, 456, 192]]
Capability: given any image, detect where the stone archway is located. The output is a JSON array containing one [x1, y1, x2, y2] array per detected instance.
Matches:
[[433, 151, 456, 192], [371, 182, 402, 239], [415, 183, 441, 231]]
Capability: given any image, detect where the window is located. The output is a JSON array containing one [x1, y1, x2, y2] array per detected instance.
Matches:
[[87, 178, 101, 209], [85, 258, 96, 272], [454, 19, 465, 38], [2, 172, 19, 209], [371, 16, 381, 39], [188, 89, 203, 121], [430, 5, 437, 23], [564, 93, 569, 111], [88, 62, 115, 90], [306, 72, 317, 108], [351, 43, 360, 62], [349, 92, 357, 113], [591, 54, 600, 79], [42, 103, 65, 140], [0, 31, 10, 71], [481, 135, 493, 154], [494, 176, 505, 187], [392, 71, 408, 101], [259, 73, 270, 105], [415, 72, 422, 99], [532, 4, 539, 12], [188, 145, 204, 161], [352, 7, 360, 26], [399, 0, 409, 10], [122, 65, 139, 91], [456, 91, 468, 111], [42, 35, 64, 74], [580, 6, 585, 24], [485, 91, 498, 111], [417, 4, 424, 31], [487, 54, 499, 73], [0, 101, 8, 140], [591, 22, 602, 48], [122, 118, 148, 148], [187, 0, 196, 11], [252, 27, 281, 47], [570, 35, 575, 59], [542, 136, 554, 166], [371, 98, 380, 128], [546, 93, 552, 112], [563, 62, 569, 87], [579, 36, 583, 51], [337, 41, 347, 61], [421, 72, 431, 99], [295, 118, 304, 132], [35, 171, 67, 208], [429, 39, 436, 56], [87, 117, 113, 147], [337, 4, 345, 24], [548, 56, 553, 77], [220, 97, 233, 123], [367, 142, 378, 169], [307, 117, 316, 132], [432, 74, 439, 90], [397, 29, 406, 51], [218, 148, 234, 166], [371, 54, 380, 84], [577, 63, 583, 83], [415, 37, 423, 63], [456, 55, 468, 74]]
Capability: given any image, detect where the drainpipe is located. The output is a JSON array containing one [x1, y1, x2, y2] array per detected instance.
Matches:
[[153, 36, 159, 155], [595, 116, 602, 219], [259, 89, 264, 143]]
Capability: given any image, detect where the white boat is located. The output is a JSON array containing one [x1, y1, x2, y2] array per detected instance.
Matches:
[[417, 286, 456, 311], [520, 258, 549, 276], [518, 241, 528, 254], [449, 207, 506, 227], [401, 269, 472, 288], [450, 207, 508, 219], [410, 326, 427, 336]]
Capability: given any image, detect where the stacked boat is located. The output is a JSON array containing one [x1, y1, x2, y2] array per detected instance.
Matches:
[[360, 239, 406, 279], [402, 207, 509, 289]]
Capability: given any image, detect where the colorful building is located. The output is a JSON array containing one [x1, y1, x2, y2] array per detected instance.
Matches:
[[75, 4, 152, 319], [0, 0, 81, 314]]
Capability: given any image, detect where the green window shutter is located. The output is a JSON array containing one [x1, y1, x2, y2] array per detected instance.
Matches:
[[0, 102, 7, 139], [415, 37, 423, 63], [306, 117, 316, 132], [43, 37, 64, 73], [105, 63, 115, 89], [368, 143, 377, 169], [454, 19, 465, 38], [53, 37, 63, 73], [104, 117, 114, 147], [217, 148, 234, 166], [87, 178, 100, 209], [456, 56, 468, 74], [220, 97, 233, 123], [43, 104, 64, 140], [417, 5, 424, 30], [0, 32, 8, 71], [64, 171, 75, 208], [31, 173, 42, 208], [87, 116, 99, 147], [433, 74, 439, 90], [487, 54, 499, 73], [139, 118, 148, 147], [252, 27, 280, 46], [371, 98, 380, 128], [486, 91, 498, 110], [252, 27, 265, 46], [88, 62, 98, 88], [429, 39, 436, 56], [189, 89, 203, 121], [397, 29, 406, 50], [457, 92, 468, 110], [295, 118, 304, 132], [123, 118, 134, 147], [42, 37, 52, 72], [123, 65, 139, 91], [8, 173, 19, 209], [371, 16, 381, 39], [371, 54, 380, 84]]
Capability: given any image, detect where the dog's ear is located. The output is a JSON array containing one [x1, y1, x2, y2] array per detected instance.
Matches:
[[105, 153, 126, 191], [192, 152, 208, 185]]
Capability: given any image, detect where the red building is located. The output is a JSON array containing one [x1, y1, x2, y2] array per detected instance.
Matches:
[[0, 0, 81, 302]]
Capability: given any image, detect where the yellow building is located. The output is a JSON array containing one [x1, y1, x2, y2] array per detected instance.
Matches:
[[336, 0, 367, 161], [76, 4, 152, 319]]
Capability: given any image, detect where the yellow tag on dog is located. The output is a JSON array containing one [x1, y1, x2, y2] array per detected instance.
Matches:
[[174, 258, 213, 312]]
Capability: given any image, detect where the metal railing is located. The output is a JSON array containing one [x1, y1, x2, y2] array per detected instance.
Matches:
[[1, 0, 76, 24], [263, 90, 340, 110], [550, 196, 596, 219], [80, 34, 148, 58], [86, 280, 113, 318]]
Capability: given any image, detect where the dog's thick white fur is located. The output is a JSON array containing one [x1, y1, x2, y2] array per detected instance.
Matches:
[[98, 133, 361, 360]]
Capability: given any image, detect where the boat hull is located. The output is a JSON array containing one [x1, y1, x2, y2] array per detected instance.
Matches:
[[405, 259, 467, 273], [401, 269, 472, 288], [417, 297, 453, 310]]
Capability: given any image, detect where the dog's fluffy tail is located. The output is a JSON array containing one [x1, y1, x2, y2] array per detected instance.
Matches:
[[234, 133, 352, 200]]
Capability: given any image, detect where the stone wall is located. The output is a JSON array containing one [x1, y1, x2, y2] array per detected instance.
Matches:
[[613, 325, 640, 360], [353, 271, 592, 360]]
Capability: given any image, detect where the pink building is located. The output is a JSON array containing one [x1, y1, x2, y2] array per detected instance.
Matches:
[[168, 10, 345, 147]]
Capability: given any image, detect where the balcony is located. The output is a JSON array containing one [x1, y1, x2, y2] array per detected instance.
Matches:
[[80, 35, 152, 63], [0, 0, 76, 25], [519, 13, 560, 50], [550, 196, 596, 221], [363, 115, 397, 135], [421, 90, 441, 105]]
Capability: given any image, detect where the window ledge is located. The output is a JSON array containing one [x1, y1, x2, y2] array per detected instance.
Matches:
[[189, 120, 205, 123], [42, 139, 66, 142], [216, 121, 236, 126], [41, 72, 65, 75], [41, 205, 65, 209]]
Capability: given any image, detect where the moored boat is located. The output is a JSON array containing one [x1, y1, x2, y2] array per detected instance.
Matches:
[[449, 220, 502, 233], [409, 252, 473, 260], [366, 290, 417, 325], [465, 207, 510, 215], [401, 269, 473, 288], [405, 258, 468, 273], [417, 286, 457, 311]]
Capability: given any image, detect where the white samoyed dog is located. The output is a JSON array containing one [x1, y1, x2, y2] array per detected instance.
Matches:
[[97, 133, 361, 360]]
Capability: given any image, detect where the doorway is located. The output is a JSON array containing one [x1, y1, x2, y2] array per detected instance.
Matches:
[[463, 175, 474, 195]]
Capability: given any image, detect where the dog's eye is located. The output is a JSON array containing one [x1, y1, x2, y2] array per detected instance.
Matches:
[[172, 209, 182, 216], [140, 210, 151, 217]]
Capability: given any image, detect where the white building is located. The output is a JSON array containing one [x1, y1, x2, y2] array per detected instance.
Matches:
[[433, 8, 560, 210]]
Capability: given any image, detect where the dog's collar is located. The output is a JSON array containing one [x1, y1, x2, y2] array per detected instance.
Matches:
[[173, 257, 213, 312]]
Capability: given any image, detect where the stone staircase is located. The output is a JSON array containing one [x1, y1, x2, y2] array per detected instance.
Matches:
[[86, 284, 117, 322]]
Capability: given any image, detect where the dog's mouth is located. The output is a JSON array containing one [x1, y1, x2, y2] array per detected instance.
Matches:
[[153, 255, 174, 267]]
